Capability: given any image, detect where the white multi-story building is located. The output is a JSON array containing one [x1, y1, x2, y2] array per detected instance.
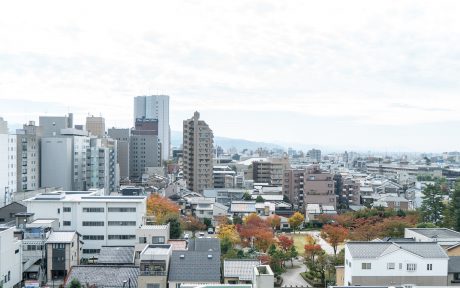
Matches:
[[344, 241, 449, 286], [23, 189, 147, 259], [0, 226, 22, 288], [134, 95, 170, 161], [16, 121, 42, 192], [0, 118, 17, 207]]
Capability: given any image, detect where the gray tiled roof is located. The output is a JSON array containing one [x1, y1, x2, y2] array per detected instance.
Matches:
[[187, 238, 221, 253], [407, 228, 460, 239], [347, 241, 448, 259], [223, 259, 260, 281], [449, 256, 460, 273], [97, 246, 135, 264], [64, 265, 139, 287], [168, 251, 221, 282]]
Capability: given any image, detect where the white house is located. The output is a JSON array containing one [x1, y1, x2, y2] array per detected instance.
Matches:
[[344, 241, 449, 286], [405, 228, 460, 248], [23, 189, 146, 259], [0, 226, 22, 288]]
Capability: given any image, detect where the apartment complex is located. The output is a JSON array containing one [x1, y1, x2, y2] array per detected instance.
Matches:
[[282, 168, 306, 210], [108, 128, 130, 181], [85, 116, 105, 138], [304, 165, 336, 208], [0, 118, 17, 206], [183, 112, 214, 193], [252, 158, 289, 186], [15, 121, 42, 192], [23, 189, 146, 258], [134, 95, 170, 161]]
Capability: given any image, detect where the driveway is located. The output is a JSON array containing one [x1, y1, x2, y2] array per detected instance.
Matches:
[[281, 256, 310, 287]]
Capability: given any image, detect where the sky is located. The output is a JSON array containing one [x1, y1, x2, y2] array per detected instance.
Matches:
[[1, 0, 460, 152]]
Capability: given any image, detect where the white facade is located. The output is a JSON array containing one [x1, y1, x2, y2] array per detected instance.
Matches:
[[41, 137, 73, 190], [0, 227, 22, 288], [23, 189, 147, 258], [134, 95, 170, 161], [16, 121, 42, 192], [344, 242, 449, 287], [0, 118, 17, 207]]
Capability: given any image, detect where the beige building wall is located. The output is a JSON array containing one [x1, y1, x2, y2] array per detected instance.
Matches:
[[86, 116, 105, 138], [335, 266, 344, 286]]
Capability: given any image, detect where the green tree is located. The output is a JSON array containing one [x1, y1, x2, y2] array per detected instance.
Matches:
[[68, 278, 82, 288], [420, 184, 445, 225], [243, 192, 252, 201], [203, 218, 212, 228], [233, 216, 243, 225], [446, 180, 460, 230], [167, 216, 183, 239], [255, 195, 265, 203], [289, 246, 298, 267]]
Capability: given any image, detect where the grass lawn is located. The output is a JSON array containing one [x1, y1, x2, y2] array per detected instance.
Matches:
[[292, 234, 309, 252]]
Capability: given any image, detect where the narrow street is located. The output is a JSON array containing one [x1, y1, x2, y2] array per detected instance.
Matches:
[[281, 256, 310, 287]]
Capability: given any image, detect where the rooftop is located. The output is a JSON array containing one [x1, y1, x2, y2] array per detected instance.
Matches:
[[169, 251, 221, 283], [223, 259, 261, 281], [46, 231, 77, 243], [168, 240, 188, 251], [230, 201, 256, 213], [188, 238, 221, 253], [97, 246, 135, 265], [346, 241, 448, 259], [64, 265, 139, 287], [407, 228, 460, 239], [141, 244, 171, 256]]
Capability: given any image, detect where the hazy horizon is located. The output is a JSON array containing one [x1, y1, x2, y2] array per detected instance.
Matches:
[[1, 1, 460, 152]]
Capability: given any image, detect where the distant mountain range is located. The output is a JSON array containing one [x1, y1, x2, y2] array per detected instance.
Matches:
[[171, 130, 284, 151]]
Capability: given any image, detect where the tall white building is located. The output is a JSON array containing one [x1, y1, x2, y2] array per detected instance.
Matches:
[[134, 95, 170, 161], [23, 189, 147, 259], [0, 118, 17, 207], [0, 227, 23, 288], [16, 121, 42, 192]]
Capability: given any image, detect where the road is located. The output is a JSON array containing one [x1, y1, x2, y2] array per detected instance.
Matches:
[[297, 230, 335, 255], [281, 256, 310, 287]]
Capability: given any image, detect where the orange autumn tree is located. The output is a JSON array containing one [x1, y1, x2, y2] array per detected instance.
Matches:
[[320, 224, 349, 255], [146, 194, 180, 224], [238, 213, 274, 252], [266, 215, 281, 231], [304, 234, 323, 264], [182, 215, 206, 238]]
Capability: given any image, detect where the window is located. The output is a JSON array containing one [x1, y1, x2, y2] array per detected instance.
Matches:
[[15, 249, 19, 254], [63, 207, 71, 212], [108, 207, 136, 212], [82, 221, 104, 226], [108, 221, 136, 226], [83, 207, 104, 213], [146, 284, 160, 288], [361, 263, 371, 270], [387, 263, 395, 270], [399, 263, 403, 270], [52, 243, 65, 249], [82, 235, 104, 240], [63, 221, 71, 226], [427, 263, 432, 271], [83, 249, 101, 254], [57, 208, 60, 214], [139, 237, 147, 244], [108, 235, 136, 240], [152, 236, 165, 244], [407, 263, 417, 271]]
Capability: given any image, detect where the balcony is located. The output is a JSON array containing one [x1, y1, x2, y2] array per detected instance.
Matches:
[[139, 271, 167, 276]]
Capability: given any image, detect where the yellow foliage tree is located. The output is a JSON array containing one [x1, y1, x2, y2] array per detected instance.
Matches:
[[146, 194, 180, 224], [288, 212, 305, 233], [217, 224, 241, 244]]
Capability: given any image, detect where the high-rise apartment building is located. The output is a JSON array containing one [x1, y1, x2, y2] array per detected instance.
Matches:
[[129, 118, 161, 181], [39, 113, 73, 137], [134, 95, 170, 161], [86, 116, 105, 137], [252, 158, 290, 185], [108, 128, 130, 181], [16, 121, 42, 192], [282, 168, 306, 210], [307, 149, 321, 163], [0, 118, 17, 207], [183, 112, 214, 193], [303, 165, 336, 208], [86, 137, 110, 193]]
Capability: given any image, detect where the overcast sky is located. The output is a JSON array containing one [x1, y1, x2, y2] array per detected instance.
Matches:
[[1, 1, 459, 152]]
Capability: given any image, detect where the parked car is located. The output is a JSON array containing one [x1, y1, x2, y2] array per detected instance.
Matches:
[[184, 233, 190, 240], [207, 227, 214, 234], [199, 231, 205, 237]]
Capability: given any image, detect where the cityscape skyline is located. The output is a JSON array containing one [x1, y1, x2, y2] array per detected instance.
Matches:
[[2, 1, 460, 152]]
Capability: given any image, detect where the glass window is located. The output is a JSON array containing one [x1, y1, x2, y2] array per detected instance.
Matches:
[[387, 263, 395, 270], [361, 263, 371, 270], [407, 263, 417, 271]]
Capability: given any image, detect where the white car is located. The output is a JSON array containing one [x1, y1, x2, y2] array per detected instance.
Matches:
[[184, 233, 190, 240]]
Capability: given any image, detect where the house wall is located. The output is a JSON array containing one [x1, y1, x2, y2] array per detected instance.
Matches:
[[0, 227, 22, 288]]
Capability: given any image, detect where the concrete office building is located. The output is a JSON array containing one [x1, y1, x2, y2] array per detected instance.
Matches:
[[85, 116, 105, 138], [0, 227, 23, 288], [108, 128, 130, 181], [39, 114, 73, 137], [23, 189, 146, 258], [16, 121, 42, 192], [134, 95, 170, 161], [0, 118, 17, 207], [303, 165, 336, 208], [183, 112, 214, 193], [130, 118, 161, 181], [86, 138, 110, 194], [306, 149, 321, 163], [282, 168, 306, 210], [41, 128, 90, 191]]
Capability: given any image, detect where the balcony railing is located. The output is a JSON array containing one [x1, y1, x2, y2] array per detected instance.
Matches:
[[139, 271, 167, 276]]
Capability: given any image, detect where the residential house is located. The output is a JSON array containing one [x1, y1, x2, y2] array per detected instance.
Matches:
[[0, 227, 22, 288], [138, 244, 172, 288], [223, 259, 260, 284]]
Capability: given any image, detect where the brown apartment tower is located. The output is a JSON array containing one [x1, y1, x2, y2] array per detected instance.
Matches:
[[183, 112, 214, 193]]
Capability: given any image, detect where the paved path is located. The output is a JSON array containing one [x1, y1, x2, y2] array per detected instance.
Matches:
[[295, 230, 335, 255], [281, 256, 310, 287]]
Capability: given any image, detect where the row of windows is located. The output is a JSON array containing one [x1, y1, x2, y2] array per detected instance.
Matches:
[[108, 235, 136, 240], [82, 235, 104, 240], [359, 262, 429, 271], [82, 221, 137, 226], [63, 207, 136, 213], [83, 249, 101, 254]]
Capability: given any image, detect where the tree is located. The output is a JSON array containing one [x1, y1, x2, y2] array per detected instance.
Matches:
[[288, 212, 304, 233], [446, 180, 460, 230], [167, 215, 183, 239], [304, 235, 323, 264], [266, 215, 281, 231], [203, 218, 212, 228], [277, 235, 294, 252], [239, 213, 274, 252], [146, 194, 180, 224], [68, 278, 82, 288], [182, 215, 206, 238], [289, 246, 298, 267], [321, 225, 349, 255], [243, 192, 252, 201], [233, 216, 243, 225], [420, 184, 445, 225], [217, 224, 241, 244], [255, 195, 265, 203]]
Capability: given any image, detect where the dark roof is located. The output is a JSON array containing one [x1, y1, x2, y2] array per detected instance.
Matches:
[[65, 265, 139, 287], [97, 246, 135, 265], [0, 201, 26, 210], [168, 251, 221, 283], [187, 238, 221, 253], [449, 256, 460, 273]]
